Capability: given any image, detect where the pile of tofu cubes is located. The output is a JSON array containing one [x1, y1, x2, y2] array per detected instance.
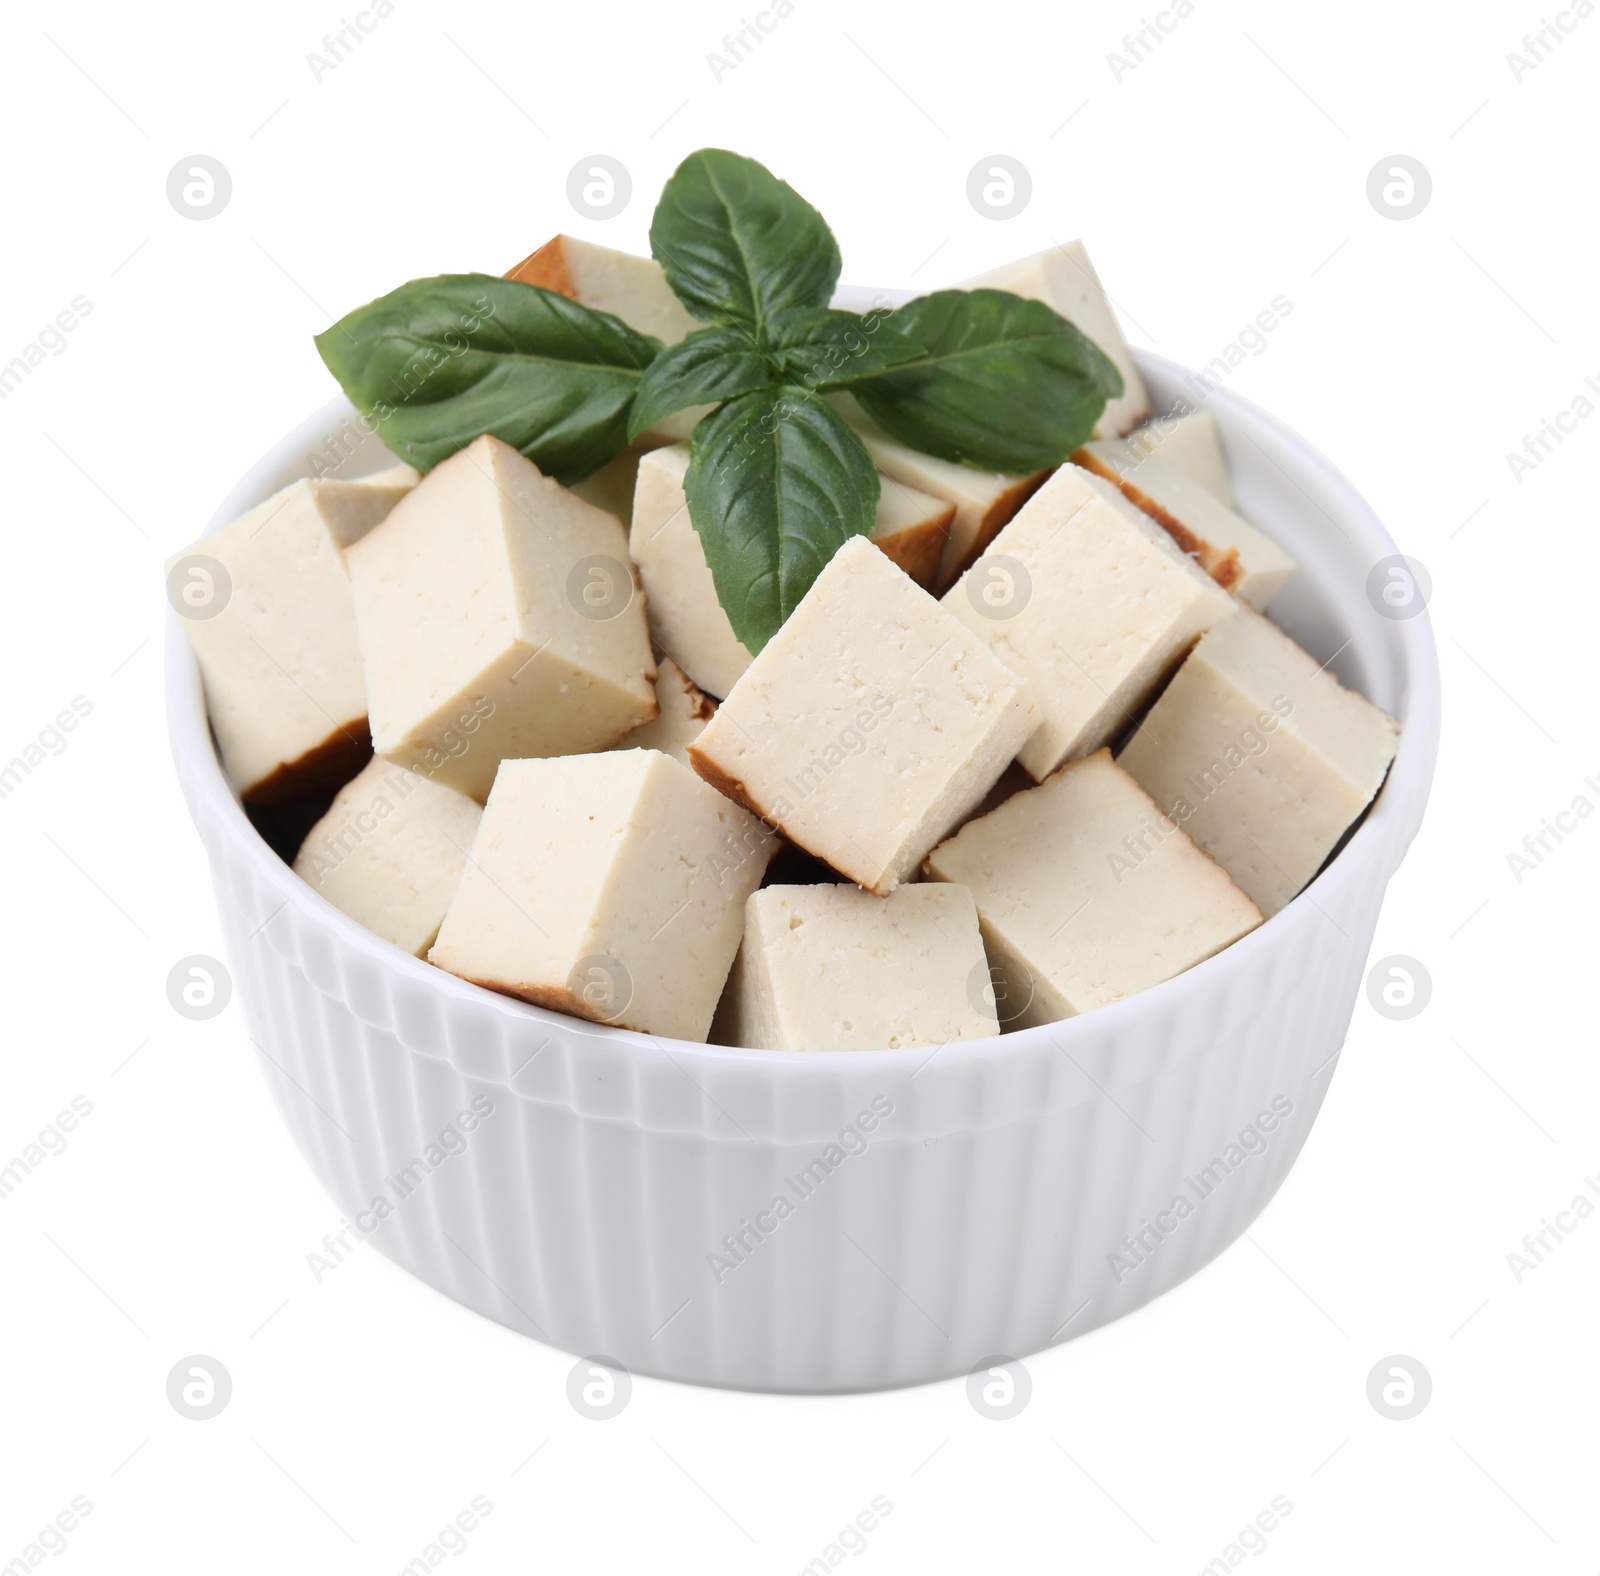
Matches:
[[173, 237, 1399, 1052]]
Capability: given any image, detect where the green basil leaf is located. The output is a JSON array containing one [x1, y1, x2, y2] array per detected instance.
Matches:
[[314, 273, 662, 485], [649, 149, 841, 334], [849, 289, 1124, 472], [627, 325, 772, 442], [685, 388, 879, 652], [765, 307, 926, 391]]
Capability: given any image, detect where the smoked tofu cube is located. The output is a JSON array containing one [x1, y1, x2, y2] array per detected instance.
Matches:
[[1117, 608, 1400, 916], [345, 435, 658, 801], [1122, 409, 1234, 507], [1074, 441, 1294, 611], [832, 393, 1049, 591], [720, 883, 998, 1051], [942, 464, 1237, 782], [629, 444, 956, 699], [611, 658, 716, 767], [688, 536, 1039, 895], [924, 749, 1262, 1024], [292, 756, 482, 956], [961, 243, 1151, 438], [505, 235, 707, 443], [170, 474, 414, 802], [429, 751, 776, 1041]]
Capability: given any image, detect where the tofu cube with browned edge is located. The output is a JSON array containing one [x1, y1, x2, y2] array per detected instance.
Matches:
[[942, 464, 1237, 782], [1118, 607, 1400, 916], [1074, 441, 1294, 610], [346, 435, 658, 801], [689, 536, 1039, 895], [429, 751, 776, 1042], [924, 749, 1262, 1024], [961, 243, 1152, 438], [1123, 409, 1234, 507], [504, 235, 708, 442], [293, 756, 482, 956], [629, 443, 955, 699], [169, 473, 414, 802], [611, 658, 716, 767], [720, 883, 998, 1051], [832, 393, 1048, 591]]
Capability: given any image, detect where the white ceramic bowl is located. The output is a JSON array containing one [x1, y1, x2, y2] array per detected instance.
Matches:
[[167, 321, 1440, 1392]]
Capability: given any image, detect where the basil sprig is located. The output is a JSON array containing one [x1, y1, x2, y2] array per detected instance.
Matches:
[[314, 149, 1121, 651], [850, 290, 1123, 474], [314, 274, 660, 486]]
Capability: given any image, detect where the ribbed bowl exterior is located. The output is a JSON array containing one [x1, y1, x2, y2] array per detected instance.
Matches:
[[169, 345, 1439, 1391]]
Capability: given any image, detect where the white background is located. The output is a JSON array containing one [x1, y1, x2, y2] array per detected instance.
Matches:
[[1, 0, 1594, 1570]]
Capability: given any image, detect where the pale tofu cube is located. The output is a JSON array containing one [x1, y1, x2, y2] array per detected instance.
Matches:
[[832, 393, 1048, 591], [571, 446, 646, 526], [721, 883, 998, 1051], [1118, 608, 1400, 916], [347, 461, 422, 493], [611, 658, 715, 767], [629, 444, 957, 698], [1122, 409, 1234, 506], [429, 751, 776, 1041], [942, 464, 1237, 782], [1074, 442, 1294, 611], [170, 474, 414, 802], [629, 445, 753, 700], [505, 234, 708, 442], [292, 756, 482, 956], [924, 749, 1262, 1023], [960, 243, 1152, 438], [345, 434, 657, 801], [689, 536, 1039, 895]]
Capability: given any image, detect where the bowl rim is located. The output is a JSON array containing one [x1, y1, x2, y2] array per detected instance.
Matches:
[[166, 346, 1441, 1080]]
